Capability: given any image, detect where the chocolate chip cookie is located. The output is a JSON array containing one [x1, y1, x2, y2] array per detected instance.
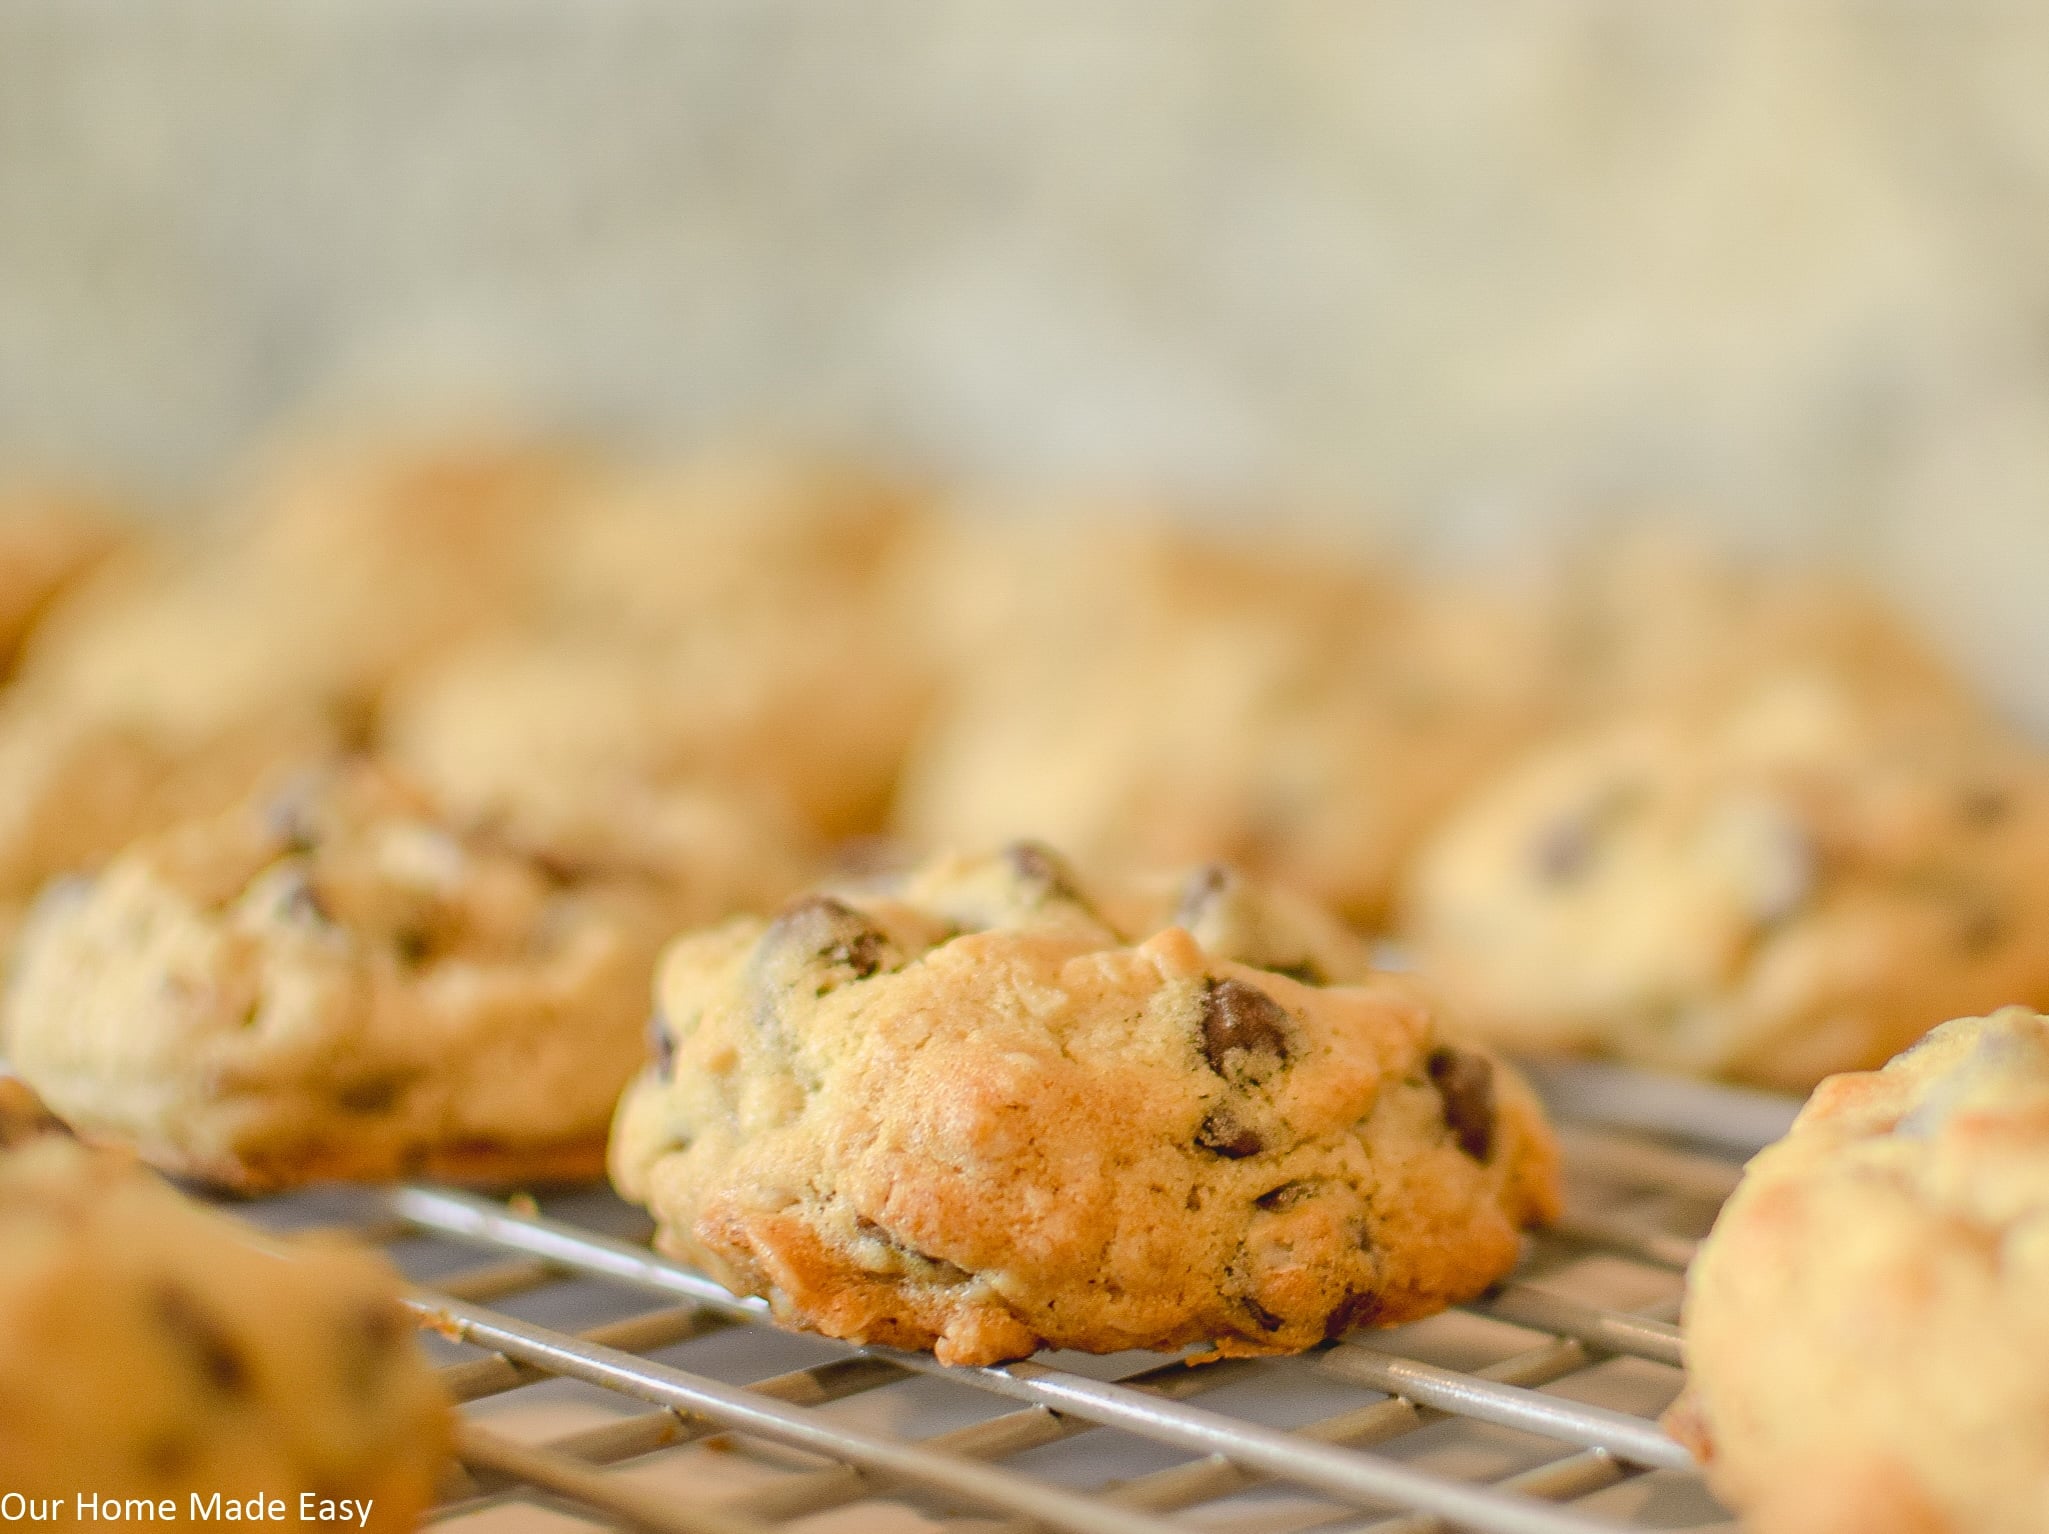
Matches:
[[1402, 672, 2049, 1089], [1666, 1008, 2049, 1534], [895, 520, 1554, 927], [2, 760, 678, 1189], [0, 1083, 448, 1523], [611, 844, 1560, 1364]]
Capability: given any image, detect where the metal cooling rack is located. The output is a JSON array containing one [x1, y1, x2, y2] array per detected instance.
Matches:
[[242, 1061, 1802, 1534]]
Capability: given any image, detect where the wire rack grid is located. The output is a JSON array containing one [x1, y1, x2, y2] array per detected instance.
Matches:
[[243, 1060, 1801, 1534]]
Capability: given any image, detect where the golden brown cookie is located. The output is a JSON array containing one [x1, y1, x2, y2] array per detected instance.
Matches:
[[1402, 672, 2049, 1089], [611, 844, 1559, 1365], [0, 1105, 448, 1523], [1, 760, 680, 1190], [1667, 1009, 2049, 1534]]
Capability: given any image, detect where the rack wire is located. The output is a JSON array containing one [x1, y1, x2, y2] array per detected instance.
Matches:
[[243, 1060, 1800, 1534]]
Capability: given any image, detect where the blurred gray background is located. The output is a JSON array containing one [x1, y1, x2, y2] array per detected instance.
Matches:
[[5, 2, 2049, 721]]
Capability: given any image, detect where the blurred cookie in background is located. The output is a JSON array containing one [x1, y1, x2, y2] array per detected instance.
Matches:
[[895, 512, 1557, 929], [0, 759, 689, 1190], [19, 433, 583, 740], [0, 487, 128, 676], [385, 455, 935, 845], [536, 450, 928, 641], [0, 438, 583, 956], [0, 1080, 449, 1522], [1402, 668, 2049, 1089], [1543, 524, 1969, 719]]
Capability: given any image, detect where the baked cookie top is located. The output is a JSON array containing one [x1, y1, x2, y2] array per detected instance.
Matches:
[[2, 760, 674, 1190], [1667, 1008, 2049, 1534], [611, 844, 1559, 1365], [1402, 672, 2049, 1088], [0, 1093, 447, 1520], [895, 519, 1555, 927]]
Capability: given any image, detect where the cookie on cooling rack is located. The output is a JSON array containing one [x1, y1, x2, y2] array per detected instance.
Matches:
[[0, 1082, 448, 1523], [892, 517, 1555, 928], [1, 759, 687, 1190], [1401, 670, 2049, 1090], [611, 844, 1560, 1365], [1666, 1008, 2049, 1534]]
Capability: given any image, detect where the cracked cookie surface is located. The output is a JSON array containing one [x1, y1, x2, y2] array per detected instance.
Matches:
[[611, 845, 1559, 1364], [0, 1089, 448, 1521], [1668, 1009, 2049, 1534], [1, 760, 680, 1189], [1402, 673, 2049, 1089]]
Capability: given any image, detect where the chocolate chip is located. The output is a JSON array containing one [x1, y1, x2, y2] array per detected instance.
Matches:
[[154, 1284, 249, 1397], [1426, 1047, 1497, 1162], [1196, 1109, 1264, 1158], [1323, 1292, 1383, 1339], [759, 896, 892, 996], [1200, 979, 1292, 1078], [853, 1216, 970, 1282], [1961, 786, 2013, 829], [647, 1012, 676, 1077], [1241, 1297, 1286, 1333], [394, 926, 435, 967], [1003, 841, 1088, 906], [1254, 1179, 1317, 1212]]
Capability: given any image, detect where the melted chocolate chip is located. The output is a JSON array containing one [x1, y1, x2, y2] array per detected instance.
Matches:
[[154, 1284, 249, 1396], [853, 1216, 970, 1281], [1254, 1179, 1317, 1212], [1196, 1109, 1264, 1158], [1200, 979, 1292, 1077], [1241, 1297, 1286, 1333], [761, 896, 891, 994], [1323, 1292, 1383, 1339], [394, 927, 435, 967], [1426, 1047, 1497, 1162]]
